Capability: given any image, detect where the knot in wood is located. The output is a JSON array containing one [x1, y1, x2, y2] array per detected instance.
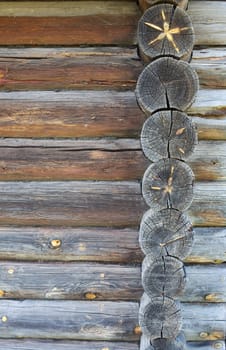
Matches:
[[141, 110, 197, 162], [142, 255, 186, 298], [139, 294, 182, 339], [138, 4, 194, 60], [142, 159, 194, 211], [135, 57, 199, 114], [139, 208, 194, 259]]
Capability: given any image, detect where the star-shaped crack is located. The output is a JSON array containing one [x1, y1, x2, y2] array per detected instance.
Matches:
[[145, 10, 189, 53]]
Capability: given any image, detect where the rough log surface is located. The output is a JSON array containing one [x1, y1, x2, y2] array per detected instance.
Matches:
[[0, 48, 224, 91], [0, 226, 224, 264], [0, 181, 223, 226], [0, 339, 222, 350], [0, 89, 224, 139], [0, 2, 224, 45], [0, 139, 224, 181]]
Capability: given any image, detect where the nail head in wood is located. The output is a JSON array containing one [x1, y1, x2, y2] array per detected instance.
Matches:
[[138, 4, 194, 61], [135, 57, 199, 114], [50, 239, 62, 249], [142, 255, 186, 298], [142, 159, 194, 211], [141, 110, 197, 162], [139, 208, 194, 259], [139, 293, 182, 339]]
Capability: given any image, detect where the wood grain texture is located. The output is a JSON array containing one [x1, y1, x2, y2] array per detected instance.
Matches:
[[0, 47, 224, 91], [0, 339, 221, 350], [0, 89, 225, 139], [0, 262, 225, 302], [0, 139, 224, 181], [0, 300, 223, 341], [0, 226, 224, 264], [0, 181, 224, 226], [0, 1, 224, 45]]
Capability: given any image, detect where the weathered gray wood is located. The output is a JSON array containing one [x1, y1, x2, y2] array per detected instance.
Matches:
[[0, 139, 224, 181], [139, 294, 182, 339], [141, 336, 225, 350], [138, 0, 188, 12], [0, 339, 223, 350], [139, 209, 194, 260], [0, 181, 223, 226], [0, 262, 225, 302], [140, 333, 187, 350], [0, 300, 223, 340], [136, 57, 199, 113], [0, 226, 224, 264], [138, 4, 194, 60], [142, 159, 194, 211], [141, 111, 197, 161], [0, 89, 224, 139], [142, 255, 186, 298]]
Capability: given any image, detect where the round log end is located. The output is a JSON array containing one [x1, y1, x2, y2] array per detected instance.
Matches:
[[139, 208, 194, 259], [142, 255, 186, 298], [139, 294, 182, 339], [138, 4, 194, 60], [139, 0, 188, 12], [142, 159, 194, 211], [135, 57, 199, 114], [141, 110, 198, 162]]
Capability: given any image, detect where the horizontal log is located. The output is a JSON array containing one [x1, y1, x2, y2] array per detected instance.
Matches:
[[0, 1, 224, 45], [0, 2, 140, 46], [0, 226, 224, 264], [0, 47, 225, 90], [0, 340, 223, 350], [0, 300, 224, 341], [0, 89, 225, 139], [0, 139, 224, 181], [0, 262, 225, 302], [0, 181, 224, 226]]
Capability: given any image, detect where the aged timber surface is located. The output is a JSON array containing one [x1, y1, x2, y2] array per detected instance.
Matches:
[[0, 300, 224, 341], [0, 226, 224, 264], [0, 262, 225, 302], [0, 181, 224, 226], [0, 89, 225, 139], [0, 139, 224, 181], [0, 340, 222, 350], [0, 1, 224, 45], [0, 48, 225, 90]]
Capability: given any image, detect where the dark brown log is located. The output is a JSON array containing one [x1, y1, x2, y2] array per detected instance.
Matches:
[[0, 139, 224, 181], [142, 159, 194, 211], [0, 89, 224, 139], [136, 57, 199, 114], [141, 110, 197, 162], [139, 208, 194, 259], [137, 4, 194, 60], [0, 47, 223, 91], [138, 0, 188, 12], [142, 255, 186, 298], [0, 226, 223, 264], [139, 294, 182, 339]]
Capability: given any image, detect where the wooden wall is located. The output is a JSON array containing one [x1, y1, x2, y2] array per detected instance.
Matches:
[[0, 1, 225, 349]]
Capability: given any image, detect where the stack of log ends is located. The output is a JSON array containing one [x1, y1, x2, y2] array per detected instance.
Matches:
[[139, 208, 194, 259], [138, 0, 188, 12], [142, 255, 186, 298], [142, 158, 194, 211], [139, 293, 182, 339], [137, 4, 194, 61], [135, 57, 199, 114], [140, 332, 186, 350], [141, 110, 197, 162]]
